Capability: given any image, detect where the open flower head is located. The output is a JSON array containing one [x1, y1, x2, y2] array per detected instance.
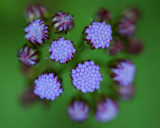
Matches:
[[26, 4, 48, 21], [71, 60, 103, 93], [49, 37, 76, 64], [51, 11, 74, 33], [68, 99, 89, 122], [84, 21, 112, 49], [18, 45, 39, 66], [34, 73, 63, 101], [111, 59, 136, 86], [95, 98, 119, 122], [25, 19, 48, 44]]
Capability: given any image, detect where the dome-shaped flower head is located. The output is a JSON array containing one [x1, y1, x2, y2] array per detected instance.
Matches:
[[49, 37, 76, 64], [51, 11, 74, 33], [117, 85, 135, 100], [126, 37, 143, 54], [109, 38, 124, 55], [17, 45, 39, 66], [25, 19, 48, 44], [34, 73, 63, 101], [111, 59, 136, 86], [84, 22, 112, 49], [117, 18, 135, 37], [68, 99, 89, 122], [122, 7, 141, 23], [71, 60, 103, 93], [26, 4, 48, 21], [95, 8, 111, 21], [95, 98, 119, 122]]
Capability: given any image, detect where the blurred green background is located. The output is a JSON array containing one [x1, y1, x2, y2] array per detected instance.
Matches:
[[0, 0, 160, 127]]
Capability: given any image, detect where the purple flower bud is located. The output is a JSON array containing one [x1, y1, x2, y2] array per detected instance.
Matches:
[[68, 99, 89, 122], [20, 87, 38, 106], [71, 60, 103, 93], [25, 19, 48, 44], [117, 85, 135, 100], [109, 38, 124, 55], [51, 11, 74, 33], [34, 73, 63, 101], [122, 7, 141, 23], [117, 17, 135, 37], [84, 21, 112, 49], [111, 59, 136, 86], [17, 45, 39, 66], [95, 98, 119, 122], [126, 37, 143, 54], [26, 4, 48, 21], [95, 8, 111, 21], [49, 37, 76, 64]]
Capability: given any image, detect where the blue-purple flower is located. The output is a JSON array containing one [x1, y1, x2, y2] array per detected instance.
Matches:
[[49, 37, 76, 64], [68, 99, 89, 122], [34, 73, 63, 101], [25, 19, 48, 44], [51, 11, 74, 33], [84, 21, 112, 49], [18, 45, 39, 66], [71, 60, 103, 93], [111, 59, 136, 86], [95, 98, 119, 122]]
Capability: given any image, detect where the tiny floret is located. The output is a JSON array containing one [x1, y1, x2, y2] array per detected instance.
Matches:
[[25, 19, 48, 44], [84, 21, 112, 49], [111, 60, 136, 86], [49, 37, 76, 64], [51, 11, 74, 33], [18, 45, 39, 66], [95, 98, 119, 122], [68, 99, 89, 122], [34, 73, 63, 101], [71, 60, 103, 93]]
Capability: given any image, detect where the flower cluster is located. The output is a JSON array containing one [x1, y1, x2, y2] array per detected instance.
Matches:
[[18, 45, 39, 66], [71, 60, 102, 93], [34, 73, 63, 101], [68, 99, 89, 122], [95, 98, 119, 122], [84, 21, 112, 49], [25, 19, 48, 44], [49, 37, 76, 64], [51, 11, 74, 33], [18, 3, 143, 123], [111, 60, 136, 86]]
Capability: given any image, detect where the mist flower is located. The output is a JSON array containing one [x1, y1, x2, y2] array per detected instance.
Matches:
[[68, 99, 89, 122], [95, 8, 111, 21], [25, 19, 48, 44], [117, 85, 135, 100], [95, 98, 119, 122], [51, 11, 74, 33], [84, 21, 112, 49], [111, 59, 136, 86], [34, 73, 63, 101], [18, 45, 39, 66], [71, 60, 102, 93], [109, 38, 124, 55], [126, 37, 143, 54], [26, 4, 48, 21], [122, 7, 141, 23], [117, 18, 135, 37], [49, 37, 76, 64]]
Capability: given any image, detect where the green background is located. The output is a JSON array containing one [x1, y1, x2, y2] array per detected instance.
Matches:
[[0, 0, 160, 127]]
